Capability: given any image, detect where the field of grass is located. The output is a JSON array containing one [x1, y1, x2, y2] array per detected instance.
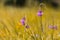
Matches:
[[0, 4, 60, 40]]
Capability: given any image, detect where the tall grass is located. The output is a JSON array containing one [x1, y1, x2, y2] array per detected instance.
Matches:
[[0, 4, 60, 40]]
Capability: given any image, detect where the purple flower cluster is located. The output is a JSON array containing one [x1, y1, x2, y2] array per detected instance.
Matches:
[[25, 24, 30, 28], [20, 17, 25, 25], [37, 10, 43, 16], [49, 25, 57, 30], [20, 17, 29, 29]]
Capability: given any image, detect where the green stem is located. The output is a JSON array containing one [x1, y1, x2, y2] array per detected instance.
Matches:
[[51, 29, 54, 40]]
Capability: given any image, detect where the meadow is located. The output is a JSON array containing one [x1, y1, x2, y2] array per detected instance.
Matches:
[[0, 3, 60, 40]]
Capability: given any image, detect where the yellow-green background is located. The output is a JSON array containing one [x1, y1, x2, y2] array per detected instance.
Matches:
[[0, 4, 60, 40]]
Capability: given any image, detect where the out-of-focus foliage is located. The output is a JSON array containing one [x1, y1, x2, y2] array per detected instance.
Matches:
[[0, 0, 60, 40]]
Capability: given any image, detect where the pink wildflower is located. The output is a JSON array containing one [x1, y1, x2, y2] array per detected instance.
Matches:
[[37, 10, 43, 16]]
